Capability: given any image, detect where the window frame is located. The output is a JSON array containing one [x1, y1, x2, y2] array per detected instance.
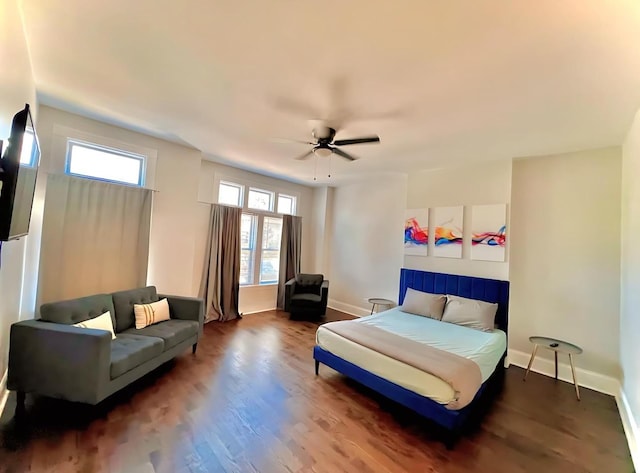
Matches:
[[247, 187, 275, 212], [215, 177, 300, 287], [240, 213, 258, 286], [65, 139, 146, 187], [277, 193, 297, 215], [259, 216, 283, 285], [218, 180, 245, 207]]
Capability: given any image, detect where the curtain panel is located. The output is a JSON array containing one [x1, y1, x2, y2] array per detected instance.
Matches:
[[277, 214, 302, 310], [38, 174, 152, 305], [199, 204, 241, 322]]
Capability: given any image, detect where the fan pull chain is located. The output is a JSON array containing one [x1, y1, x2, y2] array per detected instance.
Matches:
[[313, 155, 318, 181], [328, 155, 332, 178]]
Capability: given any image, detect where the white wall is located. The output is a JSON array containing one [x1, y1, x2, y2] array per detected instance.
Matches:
[[405, 159, 512, 280], [327, 174, 407, 315], [194, 160, 314, 314], [510, 148, 621, 380], [0, 0, 37, 394], [36, 106, 202, 297], [621, 109, 640, 459]]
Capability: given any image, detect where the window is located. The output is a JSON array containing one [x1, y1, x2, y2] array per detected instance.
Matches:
[[240, 214, 257, 285], [277, 194, 296, 215], [260, 217, 282, 284], [218, 181, 243, 206], [20, 130, 37, 167], [248, 187, 274, 211], [66, 140, 144, 186]]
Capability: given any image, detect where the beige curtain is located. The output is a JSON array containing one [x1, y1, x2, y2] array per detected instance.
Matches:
[[199, 204, 241, 322], [277, 215, 302, 309], [38, 174, 152, 304]]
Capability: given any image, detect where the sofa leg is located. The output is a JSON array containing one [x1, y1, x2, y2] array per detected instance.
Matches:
[[192, 343, 198, 354], [315, 359, 320, 376], [15, 391, 26, 418]]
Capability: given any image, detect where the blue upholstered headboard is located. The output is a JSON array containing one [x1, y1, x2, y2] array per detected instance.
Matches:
[[399, 269, 510, 333]]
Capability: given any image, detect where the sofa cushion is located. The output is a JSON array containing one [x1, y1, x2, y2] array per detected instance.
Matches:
[[295, 274, 324, 295], [110, 334, 164, 379], [40, 294, 115, 327], [291, 292, 322, 307], [122, 319, 198, 351], [112, 286, 159, 333]]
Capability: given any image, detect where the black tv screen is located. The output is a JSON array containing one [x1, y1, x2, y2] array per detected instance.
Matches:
[[0, 104, 40, 241]]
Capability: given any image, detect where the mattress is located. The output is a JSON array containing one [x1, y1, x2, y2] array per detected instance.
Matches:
[[316, 308, 507, 404]]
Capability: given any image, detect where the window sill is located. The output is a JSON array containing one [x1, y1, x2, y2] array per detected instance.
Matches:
[[240, 283, 278, 289]]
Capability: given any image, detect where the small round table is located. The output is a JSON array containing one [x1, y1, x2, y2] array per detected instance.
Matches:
[[367, 297, 394, 315], [524, 336, 583, 400]]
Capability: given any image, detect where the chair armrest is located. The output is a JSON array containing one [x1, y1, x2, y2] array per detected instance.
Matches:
[[160, 294, 205, 335], [8, 320, 111, 404], [321, 280, 329, 307], [284, 279, 296, 312]]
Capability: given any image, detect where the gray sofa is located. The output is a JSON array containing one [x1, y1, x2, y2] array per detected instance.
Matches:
[[7, 286, 204, 408]]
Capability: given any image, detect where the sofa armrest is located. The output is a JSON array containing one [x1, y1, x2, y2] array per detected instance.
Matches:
[[8, 320, 111, 404], [321, 280, 329, 307], [284, 278, 296, 312], [160, 294, 205, 335]]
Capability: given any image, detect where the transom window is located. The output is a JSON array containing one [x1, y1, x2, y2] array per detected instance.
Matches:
[[66, 140, 145, 186], [248, 187, 274, 211], [277, 194, 296, 215], [218, 181, 243, 207]]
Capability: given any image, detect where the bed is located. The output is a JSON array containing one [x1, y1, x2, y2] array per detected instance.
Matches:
[[313, 269, 510, 446]]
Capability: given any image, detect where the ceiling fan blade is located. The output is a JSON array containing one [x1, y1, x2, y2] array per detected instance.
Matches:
[[333, 136, 380, 146], [271, 137, 316, 145], [294, 149, 315, 161], [333, 148, 359, 161]]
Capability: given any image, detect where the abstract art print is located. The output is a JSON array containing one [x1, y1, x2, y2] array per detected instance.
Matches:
[[404, 208, 429, 256], [433, 206, 463, 258], [471, 204, 507, 262]]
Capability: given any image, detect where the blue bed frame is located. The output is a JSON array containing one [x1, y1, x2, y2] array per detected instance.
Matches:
[[313, 269, 510, 446]]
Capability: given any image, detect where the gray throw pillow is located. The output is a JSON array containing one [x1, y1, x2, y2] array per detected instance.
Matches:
[[441, 295, 498, 331], [399, 288, 446, 320]]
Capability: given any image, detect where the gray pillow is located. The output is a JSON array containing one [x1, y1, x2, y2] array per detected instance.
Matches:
[[441, 295, 498, 332], [400, 288, 446, 320]]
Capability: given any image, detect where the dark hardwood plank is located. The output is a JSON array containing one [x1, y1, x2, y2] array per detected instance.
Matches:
[[0, 308, 633, 472]]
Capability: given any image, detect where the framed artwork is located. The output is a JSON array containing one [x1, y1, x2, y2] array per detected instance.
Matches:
[[471, 204, 507, 262], [404, 208, 429, 256], [433, 206, 463, 258]]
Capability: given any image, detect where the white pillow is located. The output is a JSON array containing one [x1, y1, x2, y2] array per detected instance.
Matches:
[[399, 287, 447, 320], [73, 311, 116, 339], [134, 298, 171, 329], [441, 295, 498, 332]]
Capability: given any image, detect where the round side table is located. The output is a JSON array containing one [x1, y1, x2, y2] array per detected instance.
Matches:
[[367, 297, 394, 315], [523, 336, 583, 400]]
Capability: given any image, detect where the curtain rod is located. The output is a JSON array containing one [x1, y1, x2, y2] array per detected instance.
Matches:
[[40, 170, 160, 192]]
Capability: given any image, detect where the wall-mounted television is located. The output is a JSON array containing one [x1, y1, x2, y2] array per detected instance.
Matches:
[[0, 104, 41, 241]]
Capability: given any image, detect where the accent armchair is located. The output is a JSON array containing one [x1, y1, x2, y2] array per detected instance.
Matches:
[[285, 274, 329, 320]]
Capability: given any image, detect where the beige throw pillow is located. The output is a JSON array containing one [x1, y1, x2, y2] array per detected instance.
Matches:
[[73, 311, 116, 339], [399, 288, 447, 320], [441, 295, 498, 332], [134, 298, 171, 329]]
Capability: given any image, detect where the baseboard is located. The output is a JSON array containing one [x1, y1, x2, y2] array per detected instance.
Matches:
[[327, 299, 370, 318], [242, 307, 277, 315], [0, 369, 8, 417], [507, 349, 620, 396], [617, 389, 640, 472]]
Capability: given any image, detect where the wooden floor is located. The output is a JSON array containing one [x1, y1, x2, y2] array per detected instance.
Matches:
[[0, 309, 633, 473]]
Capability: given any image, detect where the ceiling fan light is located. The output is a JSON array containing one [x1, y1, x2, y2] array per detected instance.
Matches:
[[313, 147, 333, 158]]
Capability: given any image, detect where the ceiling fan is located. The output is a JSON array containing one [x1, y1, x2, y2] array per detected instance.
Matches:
[[276, 125, 380, 162]]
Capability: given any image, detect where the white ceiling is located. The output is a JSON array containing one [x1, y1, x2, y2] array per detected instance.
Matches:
[[21, 0, 640, 184]]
